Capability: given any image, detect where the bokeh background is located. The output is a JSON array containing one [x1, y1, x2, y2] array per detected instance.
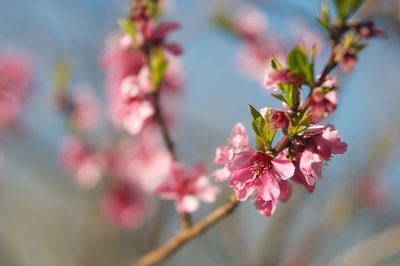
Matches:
[[0, 0, 399, 265]]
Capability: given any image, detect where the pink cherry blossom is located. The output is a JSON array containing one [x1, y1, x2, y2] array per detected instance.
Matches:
[[102, 180, 147, 229], [234, 6, 268, 41], [0, 51, 32, 128], [237, 37, 285, 82], [294, 124, 347, 190], [156, 163, 220, 213], [309, 88, 337, 123], [60, 136, 105, 189], [268, 109, 289, 129], [356, 21, 386, 39], [213, 123, 249, 182], [226, 149, 295, 216], [108, 128, 171, 193], [70, 89, 100, 132], [264, 69, 304, 90], [340, 52, 357, 73]]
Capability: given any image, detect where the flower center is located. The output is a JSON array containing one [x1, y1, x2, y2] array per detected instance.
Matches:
[[250, 159, 268, 178]]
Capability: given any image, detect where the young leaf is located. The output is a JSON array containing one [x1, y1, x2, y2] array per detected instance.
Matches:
[[287, 46, 313, 84], [150, 48, 169, 89], [118, 19, 137, 39], [248, 104, 262, 120]]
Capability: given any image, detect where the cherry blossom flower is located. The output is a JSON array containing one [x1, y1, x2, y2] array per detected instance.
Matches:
[[356, 21, 386, 39], [0, 51, 32, 128], [226, 149, 295, 216], [60, 136, 105, 189], [267, 109, 289, 130], [108, 128, 171, 193], [102, 180, 147, 229], [263, 69, 304, 91], [238, 38, 284, 81], [70, 90, 100, 132], [294, 124, 347, 191], [213, 123, 249, 182], [340, 52, 357, 73], [309, 77, 338, 124], [156, 163, 219, 213], [234, 6, 268, 41]]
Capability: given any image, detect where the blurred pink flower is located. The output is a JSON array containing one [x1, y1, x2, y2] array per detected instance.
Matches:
[[70, 89, 100, 132], [234, 6, 268, 41], [358, 175, 388, 209], [340, 52, 357, 73], [213, 123, 249, 182], [0, 51, 32, 128], [156, 163, 219, 213], [237, 38, 285, 82], [60, 136, 105, 189], [226, 149, 295, 216], [356, 21, 386, 39], [108, 129, 171, 193], [103, 35, 155, 135], [289, 21, 325, 54], [102, 180, 147, 229]]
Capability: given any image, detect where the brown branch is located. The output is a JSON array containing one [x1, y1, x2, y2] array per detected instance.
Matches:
[[133, 195, 239, 266]]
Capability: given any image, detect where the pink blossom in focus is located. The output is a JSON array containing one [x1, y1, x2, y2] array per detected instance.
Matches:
[[60, 136, 105, 189], [102, 180, 146, 229], [294, 124, 347, 190], [0, 52, 32, 128], [226, 149, 295, 216], [213, 123, 249, 182], [234, 6, 268, 41], [156, 163, 220, 213]]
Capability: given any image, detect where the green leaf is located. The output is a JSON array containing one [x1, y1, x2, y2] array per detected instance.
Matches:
[[150, 48, 169, 89], [272, 93, 287, 104], [287, 46, 313, 84], [248, 104, 262, 120], [271, 56, 284, 70], [334, 0, 365, 20], [118, 19, 137, 39]]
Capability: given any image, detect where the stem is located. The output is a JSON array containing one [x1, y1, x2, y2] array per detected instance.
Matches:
[[134, 195, 239, 266], [152, 88, 192, 230]]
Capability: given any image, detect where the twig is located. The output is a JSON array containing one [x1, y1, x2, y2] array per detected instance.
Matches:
[[134, 194, 239, 266]]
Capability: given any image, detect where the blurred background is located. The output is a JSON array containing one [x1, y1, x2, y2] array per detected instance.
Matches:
[[0, 0, 399, 265]]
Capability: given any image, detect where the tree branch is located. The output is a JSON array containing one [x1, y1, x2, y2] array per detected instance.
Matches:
[[134, 195, 239, 266]]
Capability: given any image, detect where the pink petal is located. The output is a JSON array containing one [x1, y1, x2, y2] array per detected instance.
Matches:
[[214, 146, 229, 164], [271, 154, 295, 180], [213, 167, 231, 182], [258, 172, 280, 201], [176, 195, 199, 213], [253, 196, 277, 216]]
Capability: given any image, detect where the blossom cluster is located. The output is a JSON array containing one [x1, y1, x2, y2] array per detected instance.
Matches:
[[214, 5, 323, 83], [56, 0, 218, 229], [213, 1, 384, 216]]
